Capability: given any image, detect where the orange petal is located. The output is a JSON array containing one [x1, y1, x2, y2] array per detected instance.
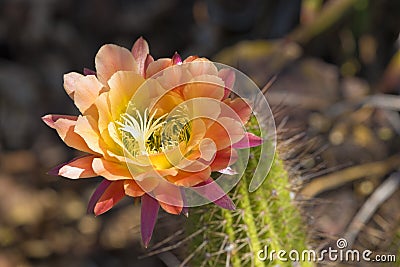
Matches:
[[64, 73, 104, 115], [123, 180, 145, 197], [183, 55, 199, 63], [74, 115, 104, 155], [92, 157, 132, 180], [153, 91, 183, 115], [204, 117, 245, 150], [159, 201, 182, 215], [223, 98, 252, 123], [48, 155, 98, 179], [182, 75, 225, 100], [42, 114, 95, 154], [95, 44, 138, 84], [94, 180, 125, 215], [187, 58, 218, 77], [165, 167, 211, 187]]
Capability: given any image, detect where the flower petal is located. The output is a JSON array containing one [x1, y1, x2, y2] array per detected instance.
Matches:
[[232, 132, 264, 149], [92, 157, 132, 180], [48, 155, 97, 179], [42, 114, 94, 154], [204, 117, 245, 150], [180, 188, 189, 217], [131, 37, 149, 77], [218, 68, 235, 100], [94, 180, 125, 215], [107, 71, 145, 120], [64, 73, 105, 114], [183, 75, 225, 100], [171, 52, 182, 65], [153, 182, 183, 214], [74, 115, 104, 155], [193, 178, 235, 210], [210, 147, 238, 172], [123, 180, 145, 197], [223, 98, 252, 123], [63, 72, 81, 99], [187, 58, 218, 77], [95, 44, 138, 84], [165, 167, 211, 187], [87, 179, 112, 214], [144, 54, 154, 77], [83, 68, 96, 76], [146, 58, 171, 78], [141, 194, 160, 248]]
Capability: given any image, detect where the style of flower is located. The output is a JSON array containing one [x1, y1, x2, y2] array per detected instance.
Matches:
[[42, 37, 263, 247]]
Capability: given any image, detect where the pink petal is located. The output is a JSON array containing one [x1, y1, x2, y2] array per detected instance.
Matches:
[[95, 44, 137, 84], [153, 181, 183, 215], [145, 58, 171, 78], [48, 155, 97, 179], [171, 52, 182, 65], [232, 132, 264, 149], [83, 68, 96, 76], [218, 68, 235, 100], [42, 114, 77, 128], [87, 179, 112, 214], [193, 178, 235, 210], [141, 194, 160, 248], [63, 73, 104, 114], [93, 180, 125, 215], [144, 54, 154, 77], [131, 37, 150, 77]]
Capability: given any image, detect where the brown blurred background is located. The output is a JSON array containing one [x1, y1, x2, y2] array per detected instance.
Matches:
[[1, 0, 400, 266]]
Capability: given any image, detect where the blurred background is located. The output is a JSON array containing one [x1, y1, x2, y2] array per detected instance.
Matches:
[[0, 0, 400, 266]]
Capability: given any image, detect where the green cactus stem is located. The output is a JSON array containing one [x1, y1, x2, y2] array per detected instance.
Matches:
[[186, 117, 313, 266]]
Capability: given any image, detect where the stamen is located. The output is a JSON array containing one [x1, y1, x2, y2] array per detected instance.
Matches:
[[118, 108, 167, 155]]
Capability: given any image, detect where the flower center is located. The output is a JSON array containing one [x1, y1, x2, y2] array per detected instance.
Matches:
[[117, 108, 191, 157]]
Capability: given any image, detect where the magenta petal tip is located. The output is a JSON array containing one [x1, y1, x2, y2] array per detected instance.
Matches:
[[232, 132, 264, 149], [172, 52, 182, 65], [141, 194, 160, 248], [83, 68, 96, 76], [214, 195, 236, 211], [47, 164, 62, 176]]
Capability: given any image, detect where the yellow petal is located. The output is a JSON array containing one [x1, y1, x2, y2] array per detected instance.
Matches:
[[107, 71, 145, 120]]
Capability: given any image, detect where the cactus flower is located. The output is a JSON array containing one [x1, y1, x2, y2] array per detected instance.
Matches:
[[42, 37, 262, 247]]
